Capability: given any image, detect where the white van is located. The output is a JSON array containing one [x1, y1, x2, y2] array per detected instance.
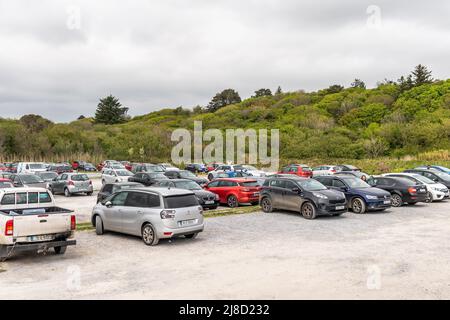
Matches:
[[17, 162, 47, 174]]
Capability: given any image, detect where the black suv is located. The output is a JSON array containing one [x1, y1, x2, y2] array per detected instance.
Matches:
[[164, 170, 209, 186], [369, 176, 428, 207], [97, 182, 144, 203], [260, 177, 348, 219]]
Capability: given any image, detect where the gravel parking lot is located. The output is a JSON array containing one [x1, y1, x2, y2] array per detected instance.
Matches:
[[1, 199, 450, 300]]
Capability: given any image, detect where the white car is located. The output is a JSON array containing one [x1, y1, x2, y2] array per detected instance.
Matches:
[[383, 173, 449, 202], [16, 162, 48, 174], [312, 165, 339, 176], [102, 169, 134, 184]]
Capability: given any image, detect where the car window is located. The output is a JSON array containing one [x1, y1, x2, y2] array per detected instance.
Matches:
[[28, 192, 39, 204], [111, 192, 128, 206], [61, 174, 68, 180], [39, 192, 52, 203], [72, 174, 89, 181], [239, 181, 259, 187], [269, 179, 283, 188], [207, 181, 220, 188], [332, 179, 346, 188], [1, 193, 15, 205], [283, 180, 298, 190], [125, 192, 149, 207], [16, 193, 27, 204], [423, 172, 437, 180], [164, 194, 198, 208]]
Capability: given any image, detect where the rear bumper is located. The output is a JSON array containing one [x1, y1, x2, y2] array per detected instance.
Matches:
[[404, 193, 428, 203], [0, 239, 76, 258], [68, 185, 93, 193], [158, 223, 204, 239]]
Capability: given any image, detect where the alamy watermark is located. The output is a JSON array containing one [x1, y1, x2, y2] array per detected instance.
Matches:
[[171, 121, 279, 172]]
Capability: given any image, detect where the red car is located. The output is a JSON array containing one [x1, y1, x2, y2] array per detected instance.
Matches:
[[204, 178, 261, 207], [279, 164, 313, 178]]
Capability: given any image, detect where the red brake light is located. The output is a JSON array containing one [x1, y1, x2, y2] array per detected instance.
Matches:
[[408, 187, 417, 195], [68, 180, 74, 186], [71, 215, 76, 230], [5, 220, 13, 236]]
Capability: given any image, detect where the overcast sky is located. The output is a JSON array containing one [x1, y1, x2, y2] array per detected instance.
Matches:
[[0, 0, 449, 122]]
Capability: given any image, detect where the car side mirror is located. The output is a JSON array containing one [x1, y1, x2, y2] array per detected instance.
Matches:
[[292, 187, 302, 194], [104, 201, 112, 208], [340, 186, 348, 192]]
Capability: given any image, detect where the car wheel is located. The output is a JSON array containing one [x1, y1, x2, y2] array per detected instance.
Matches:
[[391, 194, 403, 207], [142, 224, 159, 246], [261, 197, 273, 213], [185, 233, 198, 239], [208, 174, 214, 181], [227, 195, 239, 208], [87, 192, 93, 196], [425, 192, 433, 203], [54, 246, 67, 254], [351, 198, 366, 214], [102, 180, 105, 185], [95, 215, 104, 235], [64, 188, 71, 197], [301, 202, 317, 220]]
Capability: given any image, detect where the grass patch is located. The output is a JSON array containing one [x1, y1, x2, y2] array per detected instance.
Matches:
[[76, 206, 261, 231]]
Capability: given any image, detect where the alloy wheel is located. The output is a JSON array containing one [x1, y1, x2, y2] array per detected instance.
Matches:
[[391, 194, 402, 207], [142, 225, 154, 245]]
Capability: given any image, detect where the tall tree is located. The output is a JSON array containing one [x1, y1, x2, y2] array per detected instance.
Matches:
[[252, 88, 272, 98], [412, 64, 433, 86], [326, 84, 344, 94], [397, 75, 414, 93], [94, 95, 129, 124], [207, 89, 241, 112], [19, 114, 52, 132], [275, 86, 283, 95], [351, 79, 366, 89]]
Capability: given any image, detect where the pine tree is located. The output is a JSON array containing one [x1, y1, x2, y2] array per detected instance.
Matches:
[[275, 86, 283, 95], [351, 79, 366, 89], [94, 95, 129, 124], [412, 64, 433, 86], [206, 89, 241, 112]]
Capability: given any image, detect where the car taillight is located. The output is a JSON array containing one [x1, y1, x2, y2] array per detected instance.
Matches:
[[198, 206, 203, 215], [71, 215, 76, 230], [160, 209, 176, 219], [331, 169, 336, 173], [215, 194, 220, 200], [5, 220, 13, 236], [68, 180, 74, 186], [408, 187, 417, 195]]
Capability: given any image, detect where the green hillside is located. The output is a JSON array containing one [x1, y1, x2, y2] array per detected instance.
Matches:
[[1, 79, 449, 172]]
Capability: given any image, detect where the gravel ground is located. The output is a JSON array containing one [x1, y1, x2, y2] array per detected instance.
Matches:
[[1, 200, 450, 299]]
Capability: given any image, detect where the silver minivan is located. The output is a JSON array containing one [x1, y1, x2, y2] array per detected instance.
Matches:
[[91, 188, 204, 245]]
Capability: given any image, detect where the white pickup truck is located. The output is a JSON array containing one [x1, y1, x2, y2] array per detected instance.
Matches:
[[0, 187, 76, 260]]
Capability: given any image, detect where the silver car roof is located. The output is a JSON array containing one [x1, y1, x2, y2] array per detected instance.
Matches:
[[127, 187, 195, 196]]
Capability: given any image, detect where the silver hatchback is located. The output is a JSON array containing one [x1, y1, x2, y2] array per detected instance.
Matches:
[[91, 187, 204, 245]]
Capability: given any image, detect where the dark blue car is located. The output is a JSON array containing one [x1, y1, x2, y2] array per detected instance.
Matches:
[[314, 175, 392, 214]]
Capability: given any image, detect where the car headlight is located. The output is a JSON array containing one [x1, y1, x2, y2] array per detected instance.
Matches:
[[366, 195, 378, 200], [313, 192, 328, 199]]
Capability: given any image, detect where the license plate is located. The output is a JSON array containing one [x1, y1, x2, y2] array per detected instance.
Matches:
[[384, 200, 391, 204], [27, 234, 55, 242], [205, 201, 214, 204], [253, 192, 260, 196], [418, 189, 426, 193], [335, 206, 345, 210], [178, 219, 197, 227]]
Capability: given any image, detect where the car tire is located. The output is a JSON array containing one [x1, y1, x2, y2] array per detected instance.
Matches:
[[227, 195, 239, 208], [185, 233, 198, 239], [301, 202, 317, 220], [64, 188, 71, 197], [102, 180, 105, 185], [54, 246, 67, 255], [95, 215, 104, 235], [391, 194, 403, 207], [208, 174, 214, 181], [426, 192, 433, 203], [261, 197, 273, 213], [351, 198, 366, 214], [87, 192, 93, 196], [142, 223, 159, 246]]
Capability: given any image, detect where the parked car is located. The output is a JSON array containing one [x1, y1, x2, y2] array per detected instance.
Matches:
[[0, 163, 7, 172], [36, 171, 59, 182], [5, 163, 18, 173], [16, 162, 47, 174], [204, 178, 261, 208], [9, 174, 48, 189], [336, 165, 362, 172], [48, 173, 93, 197], [403, 169, 450, 190], [102, 169, 134, 184], [314, 175, 391, 214], [278, 164, 313, 178], [383, 173, 449, 202], [97, 160, 120, 171], [157, 179, 219, 210], [0, 172, 13, 180], [164, 170, 209, 186], [119, 161, 133, 171], [0, 187, 76, 259], [134, 163, 165, 174], [206, 163, 223, 172], [97, 182, 144, 203], [312, 165, 339, 176], [185, 163, 207, 173], [47, 163, 73, 174], [369, 176, 428, 207], [158, 163, 180, 171], [129, 172, 169, 186], [91, 187, 204, 245], [260, 176, 347, 219], [335, 171, 371, 181], [415, 165, 450, 174], [72, 160, 96, 171], [0, 178, 13, 189]]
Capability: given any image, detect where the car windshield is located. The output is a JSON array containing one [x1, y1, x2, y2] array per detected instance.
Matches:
[[434, 172, 450, 179], [242, 165, 258, 171], [164, 194, 198, 208], [410, 174, 435, 184], [116, 170, 133, 176], [297, 179, 327, 191], [111, 164, 125, 169], [71, 174, 89, 181], [149, 173, 167, 179], [301, 166, 312, 171], [175, 181, 202, 190], [21, 175, 44, 183], [343, 177, 370, 188], [179, 171, 196, 178], [39, 172, 58, 179], [146, 165, 164, 172], [29, 163, 46, 169]]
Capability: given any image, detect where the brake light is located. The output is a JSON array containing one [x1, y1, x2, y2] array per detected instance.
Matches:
[[331, 169, 336, 173], [408, 187, 417, 195], [198, 206, 203, 215], [71, 215, 76, 230], [68, 180, 74, 186], [160, 209, 176, 219], [5, 220, 13, 236]]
